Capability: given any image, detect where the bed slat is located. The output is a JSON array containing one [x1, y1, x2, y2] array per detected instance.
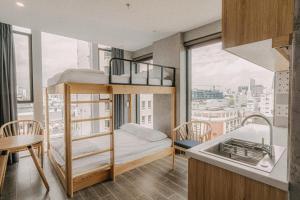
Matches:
[[72, 148, 112, 160], [71, 99, 112, 104], [71, 116, 111, 123], [72, 132, 112, 142]]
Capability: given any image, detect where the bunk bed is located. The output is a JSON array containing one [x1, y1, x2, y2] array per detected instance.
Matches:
[[46, 58, 176, 197]]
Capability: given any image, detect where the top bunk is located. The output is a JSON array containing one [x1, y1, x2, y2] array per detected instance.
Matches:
[[47, 58, 176, 94]]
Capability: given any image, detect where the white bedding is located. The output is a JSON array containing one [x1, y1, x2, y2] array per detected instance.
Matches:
[[50, 129, 172, 174], [47, 68, 173, 86]]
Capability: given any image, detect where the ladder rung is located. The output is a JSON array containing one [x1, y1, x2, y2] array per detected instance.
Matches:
[[72, 132, 112, 141], [72, 116, 112, 123], [71, 99, 112, 104], [72, 148, 112, 160]]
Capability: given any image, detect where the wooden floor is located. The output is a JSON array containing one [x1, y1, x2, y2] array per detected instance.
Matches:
[[0, 155, 187, 200]]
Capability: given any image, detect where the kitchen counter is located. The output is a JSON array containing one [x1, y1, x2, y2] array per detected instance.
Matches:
[[186, 124, 288, 191]]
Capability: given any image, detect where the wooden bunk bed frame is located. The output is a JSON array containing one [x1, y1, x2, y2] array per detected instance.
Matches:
[[46, 81, 176, 197]]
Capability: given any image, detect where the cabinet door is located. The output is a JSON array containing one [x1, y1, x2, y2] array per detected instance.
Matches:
[[188, 158, 287, 200], [244, 177, 287, 200], [222, 0, 293, 48], [188, 158, 245, 200]]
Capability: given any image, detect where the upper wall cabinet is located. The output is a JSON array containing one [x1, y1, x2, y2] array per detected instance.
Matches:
[[222, 0, 294, 71], [222, 0, 294, 48]]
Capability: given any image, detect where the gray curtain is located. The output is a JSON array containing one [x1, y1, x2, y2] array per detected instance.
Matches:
[[111, 48, 125, 129], [0, 22, 18, 164]]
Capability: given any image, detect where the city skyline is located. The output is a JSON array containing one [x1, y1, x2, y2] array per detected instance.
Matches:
[[191, 41, 274, 91]]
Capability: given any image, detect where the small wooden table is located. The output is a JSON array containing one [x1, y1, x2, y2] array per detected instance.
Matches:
[[0, 135, 49, 191]]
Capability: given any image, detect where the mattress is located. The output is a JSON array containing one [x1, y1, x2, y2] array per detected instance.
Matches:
[[50, 129, 172, 174], [47, 68, 108, 86], [47, 68, 173, 86]]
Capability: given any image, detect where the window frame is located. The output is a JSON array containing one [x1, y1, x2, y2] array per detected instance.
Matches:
[[133, 55, 153, 124], [141, 116, 145, 124], [186, 36, 222, 121], [14, 30, 34, 104], [98, 47, 112, 70], [148, 115, 152, 124], [186, 35, 275, 128]]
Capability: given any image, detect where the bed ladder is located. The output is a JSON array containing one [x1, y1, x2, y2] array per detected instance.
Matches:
[[71, 93, 115, 181]]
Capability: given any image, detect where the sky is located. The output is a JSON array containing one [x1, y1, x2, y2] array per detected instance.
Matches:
[[191, 42, 274, 91], [15, 31, 91, 99], [14, 33, 31, 97]]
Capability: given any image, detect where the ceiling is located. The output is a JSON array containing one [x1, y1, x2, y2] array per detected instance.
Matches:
[[0, 0, 221, 51]]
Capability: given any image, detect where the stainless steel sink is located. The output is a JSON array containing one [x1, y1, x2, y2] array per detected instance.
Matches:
[[202, 138, 285, 173]]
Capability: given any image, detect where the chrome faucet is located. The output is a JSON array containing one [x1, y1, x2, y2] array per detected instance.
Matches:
[[241, 114, 274, 158]]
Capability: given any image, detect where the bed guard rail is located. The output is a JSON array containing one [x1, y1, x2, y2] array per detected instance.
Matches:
[[109, 58, 176, 87]]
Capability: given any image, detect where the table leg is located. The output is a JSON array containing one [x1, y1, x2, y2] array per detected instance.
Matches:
[[27, 145, 49, 191]]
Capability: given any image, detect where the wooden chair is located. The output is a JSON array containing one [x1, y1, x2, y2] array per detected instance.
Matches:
[[0, 120, 44, 166], [0, 151, 8, 194], [0, 120, 49, 193], [173, 121, 212, 153]]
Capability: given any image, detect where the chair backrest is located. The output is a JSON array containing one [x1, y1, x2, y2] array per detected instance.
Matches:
[[0, 120, 43, 138], [173, 121, 212, 143]]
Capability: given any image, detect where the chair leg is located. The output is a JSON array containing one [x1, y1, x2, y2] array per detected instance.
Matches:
[[172, 150, 175, 170], [37, 146, 41, 160], [41, 143, 44, 169]]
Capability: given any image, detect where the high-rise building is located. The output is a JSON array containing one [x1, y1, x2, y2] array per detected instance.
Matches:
[[250, 78, 255, 94], [139, 94, 153, 128], [259, 89, 274, 118]]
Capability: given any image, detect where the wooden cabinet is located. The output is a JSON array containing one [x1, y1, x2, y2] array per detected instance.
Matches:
[[188, 158, 287, 200], [222, 0, 293, 72], [222, 0, 294, 49]]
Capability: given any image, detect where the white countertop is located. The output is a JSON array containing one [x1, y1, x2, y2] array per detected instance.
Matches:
[[186, 124, 288, 191]]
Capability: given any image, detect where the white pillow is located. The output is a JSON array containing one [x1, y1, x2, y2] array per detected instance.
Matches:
[[120, 123, 167, 142]]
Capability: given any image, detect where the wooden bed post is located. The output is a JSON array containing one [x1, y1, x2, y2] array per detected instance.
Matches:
[[64, 84, 73, 197], [110, 93, 115, 181], [171, 91, 176, 170], [128, 94, 133, 123]]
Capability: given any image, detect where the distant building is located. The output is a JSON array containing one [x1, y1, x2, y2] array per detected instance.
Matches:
[[139, 94, 153, 128], [17, 86, 28, 101], [250, 78, 255, 93], [191, 106, 246, 137], [259, 89, 274, 118], [252, 85, 264, 97], [192, 89, 224, 100], [236, 93, 247, 107], [238, 86, 248, 94]]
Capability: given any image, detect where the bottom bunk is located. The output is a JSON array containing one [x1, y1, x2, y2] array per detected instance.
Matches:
[[48, 124, 174, 196]]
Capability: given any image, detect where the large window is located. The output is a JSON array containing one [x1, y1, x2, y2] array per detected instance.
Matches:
[[188, 40, 274, 138], [42, 32, 91, 86], [98, 45, 112, 73], [42, 32, 92, 134], [13, 27, 34, 119], [136, 58, 154, 128]]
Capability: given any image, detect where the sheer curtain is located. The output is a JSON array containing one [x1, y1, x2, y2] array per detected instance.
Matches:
[[0, 22, 18, 164]]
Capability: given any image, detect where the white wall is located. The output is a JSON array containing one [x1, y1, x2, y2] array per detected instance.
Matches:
[[152, 33, 186, 134]]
